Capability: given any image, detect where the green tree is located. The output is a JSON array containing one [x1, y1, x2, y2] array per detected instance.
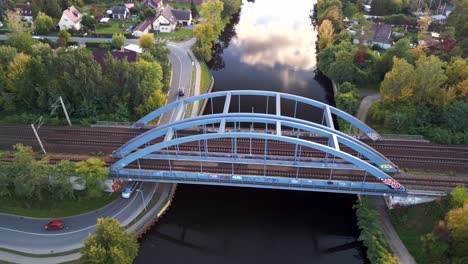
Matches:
[[445, 57, 468, 86], [380, 57, 415, 103], [413, 55, 447, 106], [0, 0, 14, 19], [81, 217, 139, 264], [49, 160, 75, 200], [445, 200, 468, 259], [138, 33, 155, 50], [128, 59, 164, 115], [44, 0, 62, 19], [190, 0, 199, 18], [52, 48, 102, 116], [450, 186, 468, 209], [199, 0, 224, 35], [75, 158, 108, 198], [58, 30, 71, 47], [193, 23, 215, 61], [0, 163, 12, 197], [421, 233, 450, 264], [11, 144, 49, 202], [111, 33, 126, 50], [446, 0, 468, 57], [81, 15, 97, 31], [221, 0, 241, 18], [5, 11, 35, 54], [4, 53, 36, 109], [335, 91, 359, 115], [34, 12, 55, 34], [318, 19, 334, 50]]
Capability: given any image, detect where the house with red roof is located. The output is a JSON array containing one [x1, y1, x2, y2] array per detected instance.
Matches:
[[58, 6, 82, 31]]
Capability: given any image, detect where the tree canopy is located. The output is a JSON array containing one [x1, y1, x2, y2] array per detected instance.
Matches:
[[81, 217, 139, 264]]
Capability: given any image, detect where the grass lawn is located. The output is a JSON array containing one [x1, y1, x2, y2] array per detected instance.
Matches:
[[0, 192, 119, 218], [156, 28, 194, 40], [198, 62, 213, 114], [200, 61, 212, 94], [96, 21, 133, 35], [389, 198, 450, 263]]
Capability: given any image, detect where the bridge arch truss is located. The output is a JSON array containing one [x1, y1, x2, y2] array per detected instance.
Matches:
[[110, 91, 404, 196]]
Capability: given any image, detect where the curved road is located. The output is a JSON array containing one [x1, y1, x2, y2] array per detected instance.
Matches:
[[0, 36, 197, 256]]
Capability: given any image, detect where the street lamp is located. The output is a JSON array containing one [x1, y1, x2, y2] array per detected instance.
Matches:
[[136, 189, 147, 211]]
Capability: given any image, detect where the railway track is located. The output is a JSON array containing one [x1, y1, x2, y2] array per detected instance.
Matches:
[[0, 125, 466, 173]]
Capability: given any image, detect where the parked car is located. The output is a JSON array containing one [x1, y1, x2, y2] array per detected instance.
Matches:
[[45, 220, 64, 231], [0, 22, 3, 28]]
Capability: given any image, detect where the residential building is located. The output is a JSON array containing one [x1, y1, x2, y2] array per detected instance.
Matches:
[[15, 3, 33, 22], [112, 6, 130, 20], [154, 6, 191, 33], [353, 23, 394, 49], [171, 8, 192, 26], [58, 6, 82, 31], [133, 6, 191, 35], [132, 17, 156, 37], [142, 0, 163, 10]]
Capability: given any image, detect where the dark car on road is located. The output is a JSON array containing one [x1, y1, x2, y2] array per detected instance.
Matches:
[[178, 88, 185, 96], [45, 220, 64, 231]]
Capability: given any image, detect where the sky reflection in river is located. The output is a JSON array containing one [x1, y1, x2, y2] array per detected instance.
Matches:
[[234, 1, 316, 71]]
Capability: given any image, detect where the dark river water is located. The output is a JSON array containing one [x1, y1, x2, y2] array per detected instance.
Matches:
[[136, 0, 366, 263]]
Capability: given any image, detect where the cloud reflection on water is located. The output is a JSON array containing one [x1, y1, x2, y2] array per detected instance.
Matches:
[[233, 4, 317, 71]]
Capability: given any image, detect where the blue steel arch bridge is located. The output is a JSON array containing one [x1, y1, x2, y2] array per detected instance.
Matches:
[[109, 90, 405, 196]]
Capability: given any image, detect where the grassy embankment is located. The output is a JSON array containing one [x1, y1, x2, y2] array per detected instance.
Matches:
[[389, 199, 450, 263], [0, 192, 118, 218]]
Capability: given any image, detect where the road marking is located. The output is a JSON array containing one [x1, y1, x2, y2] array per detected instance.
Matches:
[[0, 183, 150, 236]]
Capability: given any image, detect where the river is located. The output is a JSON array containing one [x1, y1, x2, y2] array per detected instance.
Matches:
[[135, 0, 366, 263]]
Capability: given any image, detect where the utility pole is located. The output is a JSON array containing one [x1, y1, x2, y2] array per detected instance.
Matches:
[[31, 117, 46, 154], [51, 96, 71, 126]]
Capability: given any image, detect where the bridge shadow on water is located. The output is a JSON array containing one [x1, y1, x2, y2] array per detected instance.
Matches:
[[135, 185, 368, 264]]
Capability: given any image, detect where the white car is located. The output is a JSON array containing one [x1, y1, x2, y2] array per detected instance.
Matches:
[[0, 22, 3, 28], [121, 181, 138, 198]]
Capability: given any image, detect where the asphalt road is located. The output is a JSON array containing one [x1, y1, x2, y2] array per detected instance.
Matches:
[[0, 35, 196, 254]]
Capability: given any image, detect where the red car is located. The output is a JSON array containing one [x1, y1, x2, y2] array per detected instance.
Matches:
[[44, 220, 64, 231]]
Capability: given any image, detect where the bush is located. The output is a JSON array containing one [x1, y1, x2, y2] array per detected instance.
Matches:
[[383, 14, 417, 26], [85, 41, 112, 50]]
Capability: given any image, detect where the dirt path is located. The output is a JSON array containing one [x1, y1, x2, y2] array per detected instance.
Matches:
[[356, 93, 381, 122], [369, 197, 417, 264], [357, 93, 417, 263]]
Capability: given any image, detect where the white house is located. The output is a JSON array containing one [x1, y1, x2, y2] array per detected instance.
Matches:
[[153, 7, 177, 33], [132, 17, 156, 37], [142, 0, 163, 10], [58, 6, 82, 31]]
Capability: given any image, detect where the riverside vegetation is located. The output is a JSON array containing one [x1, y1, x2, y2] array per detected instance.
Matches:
[[315, 0, 467, 144]]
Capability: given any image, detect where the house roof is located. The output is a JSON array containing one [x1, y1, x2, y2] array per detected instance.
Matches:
[[134, 17, 155, 32], [124, 44, 143, 54], [112, 6, 128, 15], [63, 6, 82, 23], [371, 23, 393, 44], [124, 3, 135, 9], [171, 9, 191, 21], [158, 6, 177, 24], [142, 0, 163, 7], [15, 3, 32, 17], [92, 50, 137, 71]]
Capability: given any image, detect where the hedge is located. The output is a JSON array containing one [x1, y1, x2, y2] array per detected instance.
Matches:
[[85, 41, 112, 50]]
